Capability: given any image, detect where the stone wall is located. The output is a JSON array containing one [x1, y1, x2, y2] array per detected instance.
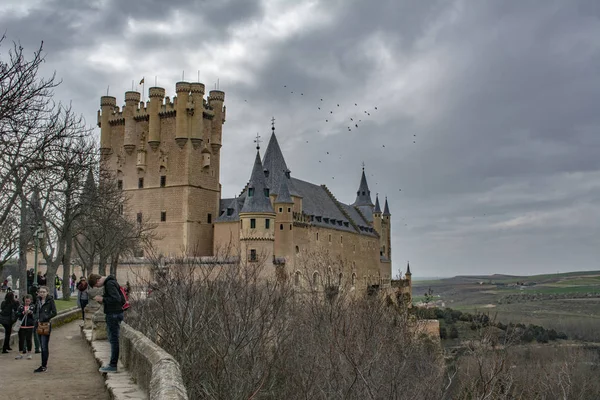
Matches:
[[119, 323, 188, 400]]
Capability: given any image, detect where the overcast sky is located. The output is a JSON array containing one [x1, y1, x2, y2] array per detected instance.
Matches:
[[2, 0, 599, 277]]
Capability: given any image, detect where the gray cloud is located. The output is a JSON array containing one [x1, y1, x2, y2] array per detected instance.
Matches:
[[2, 0, 599, 277]]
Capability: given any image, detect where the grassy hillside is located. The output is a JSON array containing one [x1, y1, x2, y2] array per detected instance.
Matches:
[[412, 270, 600, 342]]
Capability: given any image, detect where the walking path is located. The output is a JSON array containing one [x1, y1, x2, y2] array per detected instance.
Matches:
[[0, 321, 108, 400]]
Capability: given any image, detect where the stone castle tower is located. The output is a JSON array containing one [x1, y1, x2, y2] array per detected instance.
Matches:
[[98, 82, 226, 256]]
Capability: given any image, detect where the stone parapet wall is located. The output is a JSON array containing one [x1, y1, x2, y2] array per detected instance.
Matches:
[[119, 323, 188, 400]]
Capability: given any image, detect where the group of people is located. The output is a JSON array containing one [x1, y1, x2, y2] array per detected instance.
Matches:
[[0, 286, 56, 372], [0, 272, 126, 374]]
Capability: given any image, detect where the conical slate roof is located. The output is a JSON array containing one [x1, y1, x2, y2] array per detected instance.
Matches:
[[374, 195, 381, 213], [406, 262, 411, 275], [352, 168, 373, 207], [275, 177, 294, 204], [216, 197, 242, 222], [383, 197, 391, 216], [261, 132, 299, 197], [241, 151, 274, 214]]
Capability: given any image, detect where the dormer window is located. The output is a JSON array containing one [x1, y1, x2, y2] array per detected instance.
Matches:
[[362, 191, 365, 195], [284, 170, 291, 179], [343, 222, 349, 227], [316, 216, 322, 222], [337, 221, 343, 226], [264, 188, 269, 197], [227, 208, 233, 216], [264, 169, 270, 178], [248, 188, 255, 197], [323, 217, 329, 223]]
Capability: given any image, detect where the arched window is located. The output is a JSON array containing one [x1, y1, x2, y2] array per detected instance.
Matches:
[[294, 271, 301, 286], [338, 272, 343, 285], [295, 246, 299, 254], [312, 271, 319, 287], [280, 224, 284, 230], [351, 272, 357, 286]]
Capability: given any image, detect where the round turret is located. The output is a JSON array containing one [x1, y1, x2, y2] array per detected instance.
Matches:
[[149, 87, 166, 98], [125, 91, 141, 103], [190, 83, 205, 94], [176, 81, 191, 93], [148, 87, 165, 150], [100, 96, 117, 154]]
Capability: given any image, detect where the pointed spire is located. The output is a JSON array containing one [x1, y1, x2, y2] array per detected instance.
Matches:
[[241, 150, 274, 214], [383, 196, 391, 216], [352, 167, 373, 206], [262, 129, 297, 197], [374, 194, 381, 214], [406, 261, 411, 275], [275, 176, 294, 204]]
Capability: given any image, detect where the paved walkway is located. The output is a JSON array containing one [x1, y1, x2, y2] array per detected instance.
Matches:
[[0, 321, 108, 400]]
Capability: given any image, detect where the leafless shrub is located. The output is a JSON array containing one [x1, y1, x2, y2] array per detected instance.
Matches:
[[127, 250, 446, 400]]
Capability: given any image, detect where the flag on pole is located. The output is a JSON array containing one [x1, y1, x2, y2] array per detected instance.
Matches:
[[139, 77, 145, 85]]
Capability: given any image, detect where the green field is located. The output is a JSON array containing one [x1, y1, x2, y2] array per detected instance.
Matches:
[[55, 298, 77, 312], [413, 270, 600, 342]]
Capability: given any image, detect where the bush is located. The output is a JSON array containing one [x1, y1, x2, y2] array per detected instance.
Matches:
[[449, 326, 459, 339]]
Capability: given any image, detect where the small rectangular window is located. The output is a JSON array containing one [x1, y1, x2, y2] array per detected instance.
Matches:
[[250, 218, 256, 229], [329, 234, 332, 242], [280, 224, 284, 230], [137, 212, 142, 223], [265, 219, 270, 229], [279, 207, 283, 213], [160, 211, 166, 222], [118, 204, 123, 215], [160, 176, 166, 187], [288, 207, 291, 212], [138, 177, 144, 189], [117, 180, 123, 190], [207, 213, 212, 224], [250, 249, 257, 262], [248, 188, 255, 197], [316, 232, 319, 240], [340, 236, 343, 244]]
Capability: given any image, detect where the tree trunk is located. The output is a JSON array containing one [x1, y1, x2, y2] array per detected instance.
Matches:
[[18, 195, 29, 298], [62, 233, 73, 300], [109, 252, 119, 277], [98, 252, 107, 276]]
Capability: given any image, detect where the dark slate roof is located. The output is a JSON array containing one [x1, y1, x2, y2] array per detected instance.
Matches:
[[291, 178, 377, 236], [352, 169, 373, 206], [356, 205, 374, 223], [374, 195, 381, 213], [275, 177, 294, 204], [261, 132, 299, 197], [241, 151, 274, 214], [216, 197, 243, 222], [406, 262, 411, 275], [383, 197, 391, 216]]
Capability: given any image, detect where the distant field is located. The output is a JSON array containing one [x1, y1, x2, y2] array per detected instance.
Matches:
[[413, 269, 600, 342]]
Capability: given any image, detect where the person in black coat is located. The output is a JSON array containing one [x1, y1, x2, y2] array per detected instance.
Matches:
[[15, 294, 36, 359], [0, 291, 19, 353], [33, 286, 56, 373], [88, 273, 125, 373]]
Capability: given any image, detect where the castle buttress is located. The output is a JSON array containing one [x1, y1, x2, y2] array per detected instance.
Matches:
[[98, 82, 226, 256]]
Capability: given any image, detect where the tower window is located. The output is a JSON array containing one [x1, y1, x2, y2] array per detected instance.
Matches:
[[160, 211, 166, 222], [118, 204, 123, 215], [207, 213, 212, 223], [138, 178, 144, 189], [248, 188, 255, 197], [280, 224, 283, 230], [328, 234, 331, 242], [294, 271, 300, 286], [265, 219, 270, 229], [117, 180, 123, 190], [289, 224, 292, 230], [279, 207, 282, 212], [288, 207, 291, 212], [295, 246, 299, 254], [160, 176, 166, 187], [316, 232, 319, 241], [340, 236, 343, 244], [264, 188, 269, 197], [362, 191, 365, 195], [249, 249, 257, 262], [250, 218, 256, 229], [137, 212, 142, 223]]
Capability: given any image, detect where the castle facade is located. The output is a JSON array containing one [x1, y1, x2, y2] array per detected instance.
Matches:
[[98, 83, 411, 295]]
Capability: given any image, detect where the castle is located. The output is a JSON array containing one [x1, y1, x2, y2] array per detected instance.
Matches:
[[98, 82, 412, 296]]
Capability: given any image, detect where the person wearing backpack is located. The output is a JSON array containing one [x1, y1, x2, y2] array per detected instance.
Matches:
[[88, 273, 125, 373]]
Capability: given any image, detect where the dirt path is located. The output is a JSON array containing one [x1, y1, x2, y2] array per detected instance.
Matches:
[[0, 321, 108, 400]]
